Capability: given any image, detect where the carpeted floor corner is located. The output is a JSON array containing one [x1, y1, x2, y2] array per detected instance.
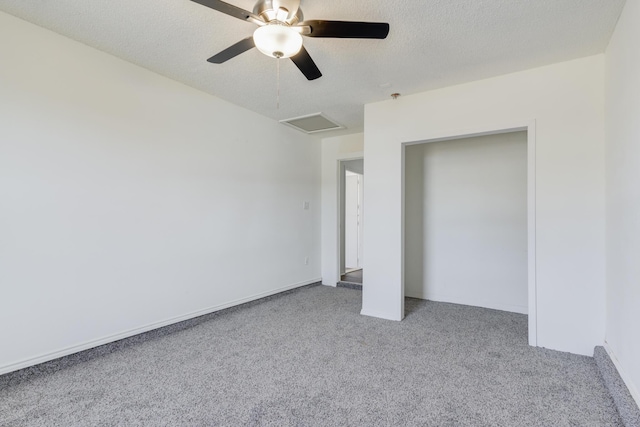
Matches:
[[0, 285, 624, 426], [594, 346, 640, 427]]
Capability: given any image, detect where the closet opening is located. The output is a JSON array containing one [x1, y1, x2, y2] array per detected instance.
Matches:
[[403, 130, 534, 341]]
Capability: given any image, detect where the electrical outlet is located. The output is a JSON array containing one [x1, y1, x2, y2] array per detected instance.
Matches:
[[303, 201, 310, 210]]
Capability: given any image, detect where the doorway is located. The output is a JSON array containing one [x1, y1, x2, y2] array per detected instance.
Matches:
[[404, 131, 529, 315], [339, 159, 364, 288]]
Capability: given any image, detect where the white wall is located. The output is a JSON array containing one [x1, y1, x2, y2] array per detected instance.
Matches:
[[0, 12, 321, 374], [405, 132, 528, 314], [364, 55, 606, 356], [604, 0, 640, 405], [320, 133, 364, 286]]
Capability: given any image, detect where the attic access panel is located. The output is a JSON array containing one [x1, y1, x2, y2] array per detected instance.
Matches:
[[280, 113, 344, 134]]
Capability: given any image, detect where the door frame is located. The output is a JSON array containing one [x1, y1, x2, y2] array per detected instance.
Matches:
[[337, 156, 364, 283]]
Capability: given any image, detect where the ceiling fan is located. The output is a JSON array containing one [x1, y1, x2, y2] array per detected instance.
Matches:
[[191, 0, 390, 80]]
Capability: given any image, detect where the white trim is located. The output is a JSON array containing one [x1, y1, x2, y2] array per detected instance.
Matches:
[[400, 144, 407, 319], [604, 341, 640, 408], [0, 278, 320, 376], [526, 122, 538, 347], [361, 308, 402, 321], [400, 119, 538, 346], [420, 294, 528, 315]]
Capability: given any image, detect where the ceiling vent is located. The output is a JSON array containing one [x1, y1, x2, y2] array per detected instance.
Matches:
[[280, 113, 344, 134]]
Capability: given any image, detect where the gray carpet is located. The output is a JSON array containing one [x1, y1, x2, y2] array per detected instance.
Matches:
[[0, 285, 623, 426], [595, 346, 640, 427]]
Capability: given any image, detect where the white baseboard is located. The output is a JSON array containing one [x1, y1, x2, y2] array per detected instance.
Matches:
[[410, 293, 528, 315], [604, 341, 640, 408], [0, 278, 321, 376], [360, 309, 402, 321]]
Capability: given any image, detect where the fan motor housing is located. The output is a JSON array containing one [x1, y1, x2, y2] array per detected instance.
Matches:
[[253, 0, 303, 25]]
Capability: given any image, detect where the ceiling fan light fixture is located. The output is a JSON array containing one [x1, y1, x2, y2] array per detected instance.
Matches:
[[253, 24, 302, 59]]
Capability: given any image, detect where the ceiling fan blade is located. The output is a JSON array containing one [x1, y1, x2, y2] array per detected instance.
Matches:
[[290, 46, 322, 81], [299, 20, 390, 39], [207, 37, 255, 64], [191, 0, 264, 26]]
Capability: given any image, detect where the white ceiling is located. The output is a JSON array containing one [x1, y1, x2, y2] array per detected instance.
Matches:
[[0, 0, 626, 134]]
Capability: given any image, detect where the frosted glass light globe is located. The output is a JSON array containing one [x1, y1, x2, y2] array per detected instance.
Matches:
[[253, 24, 303, 59]]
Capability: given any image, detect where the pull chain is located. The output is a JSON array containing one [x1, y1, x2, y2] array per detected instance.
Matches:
[[276, 57, 281, 110]]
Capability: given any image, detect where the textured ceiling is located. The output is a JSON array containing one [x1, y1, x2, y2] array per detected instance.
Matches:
[[0, 0, 626, 134]]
